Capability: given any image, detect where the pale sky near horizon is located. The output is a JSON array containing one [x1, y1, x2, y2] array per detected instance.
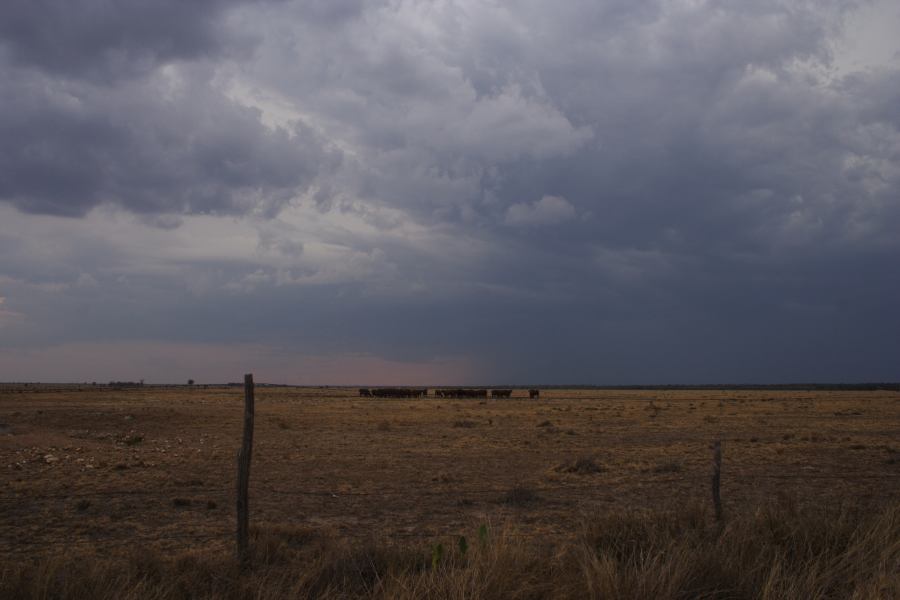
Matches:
[[1, 0, 899, 385]]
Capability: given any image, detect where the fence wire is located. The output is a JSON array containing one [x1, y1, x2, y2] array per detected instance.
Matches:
[[1, 466, 896, 555]]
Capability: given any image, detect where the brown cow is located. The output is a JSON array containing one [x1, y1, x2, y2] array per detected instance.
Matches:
[[528, 389, 540, 399]]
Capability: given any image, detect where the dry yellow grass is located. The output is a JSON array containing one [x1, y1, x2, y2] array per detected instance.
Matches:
[[0, 385, 898, 597], [1, 499, 897, 599]]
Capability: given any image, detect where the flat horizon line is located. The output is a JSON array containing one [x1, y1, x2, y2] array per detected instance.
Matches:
[[3, 381, 899, 391]]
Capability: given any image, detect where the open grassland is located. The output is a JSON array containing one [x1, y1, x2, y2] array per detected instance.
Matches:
[[0, 385, 898, 598]]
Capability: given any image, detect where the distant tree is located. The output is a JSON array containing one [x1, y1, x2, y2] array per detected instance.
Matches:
[[188, 379, 194, 386]]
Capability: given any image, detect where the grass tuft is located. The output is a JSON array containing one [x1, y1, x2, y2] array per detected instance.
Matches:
[[1, 500, 897, 599]]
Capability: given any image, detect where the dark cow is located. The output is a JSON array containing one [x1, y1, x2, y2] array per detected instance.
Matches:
[[490, 389, 513, 398], [369, 387, 428, 398], [528, 389, 540, 399], [359, 388, 372, 397], [439, 388, 488, 398]]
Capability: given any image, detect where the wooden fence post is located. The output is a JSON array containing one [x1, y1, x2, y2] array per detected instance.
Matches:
[[237, 373, 255, 564], [711, 439, 723, 522]]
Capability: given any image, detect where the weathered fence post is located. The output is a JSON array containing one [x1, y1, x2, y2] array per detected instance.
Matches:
[[711, 439, 723, 522], [236, 373, 255, 564]]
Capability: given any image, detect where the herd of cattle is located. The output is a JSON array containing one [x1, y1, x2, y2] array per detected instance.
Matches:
[[358, 388, 540, 399]]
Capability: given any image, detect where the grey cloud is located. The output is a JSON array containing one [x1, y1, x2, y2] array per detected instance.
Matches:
[[2, 201, 898, 383], [0, 62, 338, 217], [2, 0, 899, 383], [0, 0, 268, 81], [0, 0, 335, 219], [291, 0, 370, 25], [241, 0, 882, 239], [505, 195, 576, 227], [223, 0, 900, 381]]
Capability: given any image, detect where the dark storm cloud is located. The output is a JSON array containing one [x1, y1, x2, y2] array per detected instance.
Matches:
[[213, 0, 900, 381], [242, 0, 884, 240], [0, 0, 265, 81], [0, 63, 337, 217], [0, 0, 336, 218], [292, 0, 369, 25], [1, 0, 899, 383]]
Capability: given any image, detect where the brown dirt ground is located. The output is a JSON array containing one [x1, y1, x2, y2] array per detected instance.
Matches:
[[1, 385, 898, 559]]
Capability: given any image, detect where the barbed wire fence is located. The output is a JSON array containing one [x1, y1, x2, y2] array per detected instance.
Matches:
[[1, 376, 898, 556], [1, 471, 897, 553]]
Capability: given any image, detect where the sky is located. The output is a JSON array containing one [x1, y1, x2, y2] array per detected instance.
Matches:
[[1, 0, 899, 385]]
